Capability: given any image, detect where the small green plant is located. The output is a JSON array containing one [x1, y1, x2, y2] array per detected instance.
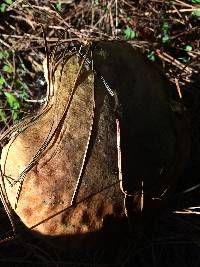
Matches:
[[0, 76, 5, 89], [3, 63, 13, 74], [147, 51, 156, 62], [4, 92, 20, 121], [190, 0, 200, 3], [0, 0, 13, 13], [103, 3, 109, 11], [5, 0, 12, 3], [0, 98, 7, 125], [185, 45, 193, 52], [1, 49, 13, 75], [55, 2, 62, 12], [124, 26, 136, 40], [92, 0, 99, 6], [178, 56, 190, 64], [0, 47, 29, 125], [192, 8, 200, 18], [16, 80, 29, 99], [161, 22, 170, 44], [0, 50, 9, 59]]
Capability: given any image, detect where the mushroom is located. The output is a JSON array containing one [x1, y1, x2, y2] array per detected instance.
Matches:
[[0, 41, 190, 248]]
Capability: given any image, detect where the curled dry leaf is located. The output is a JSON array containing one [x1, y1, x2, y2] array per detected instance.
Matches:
[[0, 41, 190, 249]]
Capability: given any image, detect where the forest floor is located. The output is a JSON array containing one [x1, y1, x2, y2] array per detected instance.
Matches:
[[0, 0, 200, 266]]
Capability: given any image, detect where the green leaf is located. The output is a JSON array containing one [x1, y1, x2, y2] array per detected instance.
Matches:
[[103, 4, 109, 11], [19, 90, 29, 100], [192, 8, 200, 18], [124, 26, 136, 40], [162, 34, 170, 44], [162, 22, 170, 31], [0, 50, 9, 59], [5, 0, 13, 5], [0, 76, 5, 90], [55, 2, 62, 12], [0, 3, 7, 12], [4, 92, 20, 109], [4, 50, 9, 59], [147, 51, 156, 62], [185, 45, 193, 52], [3, 64, 13, 74], [0, 108, 7, 122], [12, 110, 19, 121], [15, 80, 29, 100], [16, 79, 28, 89], [17, 64, 27, 76], [178, 57, 190, 64], [0, 76, 5, 86], [0, 51, 4, 59], [92, 0, 99, 6], [191, 0, 200, 3], [0, 99, 6, 122]]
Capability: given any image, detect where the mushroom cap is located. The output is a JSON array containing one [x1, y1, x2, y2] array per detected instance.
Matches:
[[0, 41, 190, 248]]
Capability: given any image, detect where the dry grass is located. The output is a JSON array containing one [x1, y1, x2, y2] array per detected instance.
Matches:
[[0, 0, 200, 266]]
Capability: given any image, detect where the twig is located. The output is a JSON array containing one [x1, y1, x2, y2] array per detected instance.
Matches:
[[0, 38, 12, 49], [175, 78, 182, 99], [174, 209, 200, 215], [166, 8, 200, 14]]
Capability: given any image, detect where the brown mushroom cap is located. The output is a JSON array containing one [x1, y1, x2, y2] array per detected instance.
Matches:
[[0, 41, 190, 248]]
